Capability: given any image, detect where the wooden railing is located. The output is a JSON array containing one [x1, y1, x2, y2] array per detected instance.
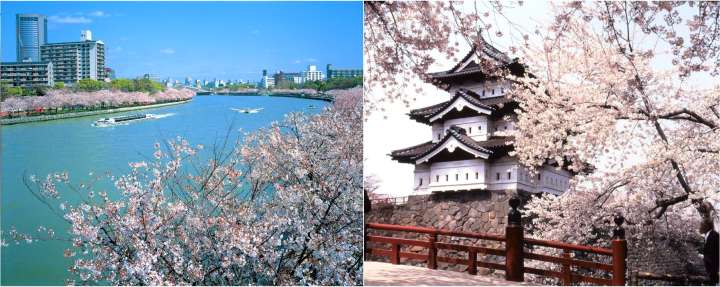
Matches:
[[365, 196, 628, 285]]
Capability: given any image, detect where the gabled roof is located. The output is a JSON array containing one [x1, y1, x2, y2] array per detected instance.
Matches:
[[446, 42, 512, 74], [390, 127, 514, 164], [409, 89, 504, 125], [427, 41, 525, 90]]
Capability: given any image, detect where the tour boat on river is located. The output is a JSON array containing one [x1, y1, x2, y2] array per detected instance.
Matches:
[[93, 113, 157, 126]]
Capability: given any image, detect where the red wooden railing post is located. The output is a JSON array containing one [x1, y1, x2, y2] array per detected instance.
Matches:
[[468, 247, 478, 275], [505, 196, 525, 282], [364, 224, 369, 257], [428, 232, 438, 269], [391, 243, 401, 264], [611, 214, 627, 286], [561, 249, 572, 285]]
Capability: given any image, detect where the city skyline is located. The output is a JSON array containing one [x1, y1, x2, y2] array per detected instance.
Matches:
[[0, 1, 363, 80]]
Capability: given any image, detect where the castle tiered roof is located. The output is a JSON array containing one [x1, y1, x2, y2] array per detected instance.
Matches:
[[390, 128, 514, 164], [427, 41, 526, 89], [408, 88, 515, 124]]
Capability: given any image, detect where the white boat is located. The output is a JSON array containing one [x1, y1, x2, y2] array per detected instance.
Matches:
[[231, 107, 264, 114], [93, 113, 156, 126]]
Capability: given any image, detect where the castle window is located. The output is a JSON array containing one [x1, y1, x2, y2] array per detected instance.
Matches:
[[436, 175, 439, 182], [455, 174, 459, 181], [478, 126, 481, 131], [538, 174, 541, 181], [445, 174, 449, 181], [496, 173, 500, 181], [466, 173, 469, 180], [482, 90, 486, 97], [419, 178, 423, 186], [468, 127, 472, 134], [492, 88, 495, 95], [501, 87, 505, 93], [437, 133, 441, 140], [507, 172, 512, 180], [475, 172, 479, 179]]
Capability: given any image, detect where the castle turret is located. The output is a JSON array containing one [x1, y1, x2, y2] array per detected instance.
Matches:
[[390, 42, 573, 195]]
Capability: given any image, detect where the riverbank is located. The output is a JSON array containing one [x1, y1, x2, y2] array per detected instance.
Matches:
[[197, 90, 335, 102], [1, 99, 191, 125]]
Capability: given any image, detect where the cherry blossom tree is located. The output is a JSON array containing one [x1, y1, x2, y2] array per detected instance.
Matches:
[[509, 1, 719, 275], [8, 90, 363, 285], [0, 88, 195, 114]]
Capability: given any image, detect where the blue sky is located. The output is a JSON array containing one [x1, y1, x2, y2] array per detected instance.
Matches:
[[1, 1, 363, 81]]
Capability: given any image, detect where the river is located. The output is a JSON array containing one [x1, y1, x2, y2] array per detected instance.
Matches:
[[0, 95, 329, 285]]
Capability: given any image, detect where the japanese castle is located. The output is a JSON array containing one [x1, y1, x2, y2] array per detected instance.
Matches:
[[391, 42, 572, 196]]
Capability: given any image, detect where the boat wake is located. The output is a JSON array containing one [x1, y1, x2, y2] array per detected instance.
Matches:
[[152, 112, 176, 119]]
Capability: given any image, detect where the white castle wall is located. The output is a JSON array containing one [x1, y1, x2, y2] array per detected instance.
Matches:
[[448, 80, 511, 99], [413, 156, 571, 195], [432, 116, 489, 142]]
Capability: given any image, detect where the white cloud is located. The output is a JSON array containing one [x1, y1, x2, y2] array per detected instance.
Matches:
[[293, 60, 302, 64], [250, 29, 260, 35], [88, 11, 109, 17], [48, 15, 92, 24], [159, 48, 175, 55], [304, 58, 317, 62]]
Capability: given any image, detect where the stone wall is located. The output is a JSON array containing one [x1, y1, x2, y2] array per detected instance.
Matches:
[[367, 190, 510, 234]]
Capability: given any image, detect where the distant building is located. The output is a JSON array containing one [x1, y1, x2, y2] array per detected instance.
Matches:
[[303, 64, 324, 82], [1, 61, 54, 87], [41, 31, 106, 84], [273, 71, 302, 87], [143, 74, 160, 82], [104, 67, 116, 80], [293, 76, 304, 85], [80, 30, 92, 41], [260, 69, 275, 88], [185, 77, 192, 86], [326, 64, 362, 79], [16, 14, 47, 62], [260, 76, 274, 89]]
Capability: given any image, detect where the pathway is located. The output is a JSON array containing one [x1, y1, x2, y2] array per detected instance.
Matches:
[[364, 261, 533, 286]]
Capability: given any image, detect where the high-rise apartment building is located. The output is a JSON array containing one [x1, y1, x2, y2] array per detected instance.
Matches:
[[303, 65, 325, 82], [16, 14, 48, 62], [326, 64, 362, 79], [41, 31, 106, 83], [0, 61, 54, 87]]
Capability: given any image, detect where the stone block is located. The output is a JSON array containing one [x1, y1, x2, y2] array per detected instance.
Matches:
[[468, 208, 479, 218]]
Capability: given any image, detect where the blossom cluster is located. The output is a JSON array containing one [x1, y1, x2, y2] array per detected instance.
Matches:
[[1, 88, 195, 113]]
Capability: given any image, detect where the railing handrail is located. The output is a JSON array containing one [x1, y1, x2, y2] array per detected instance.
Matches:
[[525, 237, 613, 256], [367, 222, 614, 254]]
